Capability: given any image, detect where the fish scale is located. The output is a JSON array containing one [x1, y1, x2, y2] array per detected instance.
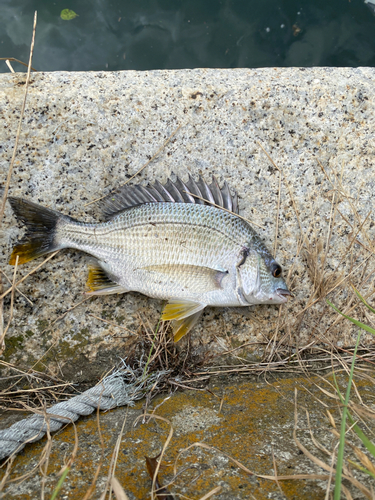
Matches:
[[8, 176, 290, 341], [61, 203, 247, 268], [59, 204, 246, 304]]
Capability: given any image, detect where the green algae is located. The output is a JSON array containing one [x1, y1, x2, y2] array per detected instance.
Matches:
[[37, 319, 49, 333], [56, 328, 94, 358], [3, 334, 25, 359]]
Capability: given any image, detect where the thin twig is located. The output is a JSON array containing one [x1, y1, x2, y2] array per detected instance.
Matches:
[[0, 256, 18, 352], [5, 60, 15, 73], [198, 486, 222, 500], [99, 407, 130, 500], [88, 314, 137, 336], [0, 57, 37, 72], [0, 276, 3, 352], [0, 251, 59, 301], [40, 296, 93, 333], [110, 477, 130, 500], [174, 440, 331, 482], [133, 414, 174, 500], [271, 446, 285, 497], [257, 141, 303, 233], [0, 382, 74, 396], [321, 179, 338, 276], [82, 392, 106, 500], [274, 171, 282, 257], [0, 269, 32, 305], [0, 12, 37, 222]]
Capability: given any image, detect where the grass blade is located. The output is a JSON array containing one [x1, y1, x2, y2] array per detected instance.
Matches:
[[50, 467, 70, 500], [333, 331, 361, 500], [351, 286, 375, 314], [327, 300, 375, 335], [347, 415, 375, 457], [348, 460, 375, 480]]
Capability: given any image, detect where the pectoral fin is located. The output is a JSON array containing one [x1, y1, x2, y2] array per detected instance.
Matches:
[[162, 299, 205, 342], [142, 264, 228, 294], [86, 260, 128, 296]]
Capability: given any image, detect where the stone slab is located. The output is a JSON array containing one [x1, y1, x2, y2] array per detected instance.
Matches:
[[0, 68, 375, 381]]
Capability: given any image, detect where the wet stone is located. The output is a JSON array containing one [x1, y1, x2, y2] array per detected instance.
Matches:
[[1, 374, 374, 499]]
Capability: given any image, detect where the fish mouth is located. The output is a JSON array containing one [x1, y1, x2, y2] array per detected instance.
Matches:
[[276, 288, 293, 303]]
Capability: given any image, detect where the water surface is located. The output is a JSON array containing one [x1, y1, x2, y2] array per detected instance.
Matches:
[[1, 0, 375, 72]]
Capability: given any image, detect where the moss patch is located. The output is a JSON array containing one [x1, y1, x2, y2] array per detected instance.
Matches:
[[3, 374, 371, 499]]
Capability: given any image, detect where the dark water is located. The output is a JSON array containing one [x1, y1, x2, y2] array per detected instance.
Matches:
[[1, 0, 375, 73]]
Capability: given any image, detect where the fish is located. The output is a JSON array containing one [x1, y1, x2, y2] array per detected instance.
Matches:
[[7, 175, 291, 341]]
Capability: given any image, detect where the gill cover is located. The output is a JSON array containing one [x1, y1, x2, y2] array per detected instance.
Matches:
[[236, 250, 260, 304]]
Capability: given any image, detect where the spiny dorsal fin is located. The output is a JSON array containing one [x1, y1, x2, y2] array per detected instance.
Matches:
[[86, 260, 128, 296], [98, 175, 239, 219]]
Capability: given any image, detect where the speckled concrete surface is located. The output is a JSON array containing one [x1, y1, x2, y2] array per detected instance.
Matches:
[[0, 68, 375, 381]]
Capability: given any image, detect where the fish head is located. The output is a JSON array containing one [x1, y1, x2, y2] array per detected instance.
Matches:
[[237, 249, 291, 305]]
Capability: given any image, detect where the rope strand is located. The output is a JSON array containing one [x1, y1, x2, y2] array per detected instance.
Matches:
[[0, 361, 168, 460]]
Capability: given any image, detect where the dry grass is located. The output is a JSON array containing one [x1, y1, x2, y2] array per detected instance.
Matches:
[[303, 238, 344, 301], [236, 145, 375, 378], [298, 367, 375, 499], [0, 12, 37, 365], [0, 13, 37, 223], [1, 283, 374, 497], [2, 314, 374, 498], [0, 58, 37, 72]]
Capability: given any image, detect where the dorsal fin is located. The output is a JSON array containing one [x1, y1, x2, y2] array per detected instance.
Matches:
[[98, 175, 239, 219]]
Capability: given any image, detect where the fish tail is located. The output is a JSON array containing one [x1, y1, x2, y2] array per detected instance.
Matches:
[[8, 197, 73, 265]]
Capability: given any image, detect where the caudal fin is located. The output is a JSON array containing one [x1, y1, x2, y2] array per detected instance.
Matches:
[[8, 197, 71, 265]]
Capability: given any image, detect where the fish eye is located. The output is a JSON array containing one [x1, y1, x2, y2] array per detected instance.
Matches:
[[271, 263, 282, 278]]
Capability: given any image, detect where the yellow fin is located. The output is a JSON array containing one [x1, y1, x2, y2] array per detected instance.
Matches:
[[162, 299, 205, 321], [8, 196, 66, 265], [172, 311, 203, 342], [86, 261, 127, 296], [9, 243, 43, 265]]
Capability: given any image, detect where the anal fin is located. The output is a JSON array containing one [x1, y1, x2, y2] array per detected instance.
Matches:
[[162, 299, 205, 342], [86, 260, 128, 296], [172, 311, 203, 342]]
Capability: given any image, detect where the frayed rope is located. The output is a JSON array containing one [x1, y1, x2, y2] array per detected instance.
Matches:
[[0, 359, 169, 460]]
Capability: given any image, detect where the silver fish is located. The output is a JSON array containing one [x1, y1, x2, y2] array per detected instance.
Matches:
[[8, 175, 290, 341]]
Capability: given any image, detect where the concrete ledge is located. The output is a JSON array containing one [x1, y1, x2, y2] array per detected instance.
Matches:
[[1, 68, 374, 378]]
